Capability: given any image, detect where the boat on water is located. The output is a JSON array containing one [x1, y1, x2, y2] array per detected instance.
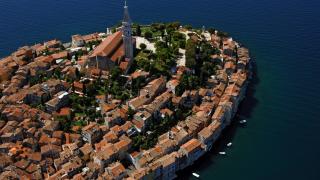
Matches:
[[192, 172, 200, 178], [239, 119, 247, 124], [219, 151, 226, 155], [227, 142, 232, 147]]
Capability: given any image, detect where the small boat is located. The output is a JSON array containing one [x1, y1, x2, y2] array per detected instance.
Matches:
[[219, 151, 226, 155], [192, 172, 200, 178], [227, 142, 232, 147], [239, 119, 247, 124]]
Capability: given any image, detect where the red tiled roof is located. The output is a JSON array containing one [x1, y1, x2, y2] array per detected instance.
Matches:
[[52, 51, 68, 60], [90, 31, 122, 58], [181, 138, 201, 153], [110, 43, 125, 62], [58, 107, 71, 116], [119, 61, 129, 71], [73, 81, 83, 90]]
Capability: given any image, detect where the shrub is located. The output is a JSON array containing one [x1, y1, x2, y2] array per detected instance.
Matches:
[[144, 31, 153, 40], [208, 28, 216, 34], [136, 25, 141, 36], [139, 43, 147, 50], [184, 24, 193, 30], [185, 39, 197, 69]]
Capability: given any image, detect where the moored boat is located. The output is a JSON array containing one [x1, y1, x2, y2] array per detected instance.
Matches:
[[192, 172, 200, 178], [239, 119, 247, 124]]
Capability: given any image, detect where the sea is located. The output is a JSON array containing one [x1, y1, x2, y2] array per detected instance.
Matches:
[[1, 0, 320, 179]]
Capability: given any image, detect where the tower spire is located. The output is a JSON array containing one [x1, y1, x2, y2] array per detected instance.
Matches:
[[122, 0, 134, 74], [123, 0, 131, 23]]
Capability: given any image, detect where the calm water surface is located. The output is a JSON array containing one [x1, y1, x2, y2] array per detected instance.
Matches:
[[1, 0, 320, 179]]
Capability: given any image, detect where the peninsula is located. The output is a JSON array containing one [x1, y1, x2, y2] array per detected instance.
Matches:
[[0, 2, 251, 179]]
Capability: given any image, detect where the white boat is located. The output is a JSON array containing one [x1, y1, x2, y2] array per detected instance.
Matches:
[[239, 119, 247, 124], [192, 172, 200, 178], [227, 142, 232, 147], [219, 151, 226, 155]]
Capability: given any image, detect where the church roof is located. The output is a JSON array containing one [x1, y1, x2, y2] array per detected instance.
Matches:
[[90, 31, 123, 58]]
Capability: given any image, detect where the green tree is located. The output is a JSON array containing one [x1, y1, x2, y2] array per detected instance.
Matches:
[[127, 107, 135, 120], [74, 53, 78, 61], [136, 25, 141, 36], [75, 68, 81, 80], [144, 31, 153, 40], [172, 32, 186, 42], [184, 24, 193, 30], [155, 41, 167, 50], [217, 31, 229, 37], [179, 40, 186, 49], [208, 28, 216, 34], [82, 84, 87, 95], [110, 67, 122, 80], [185, 39, 197, 69], [166, 22, 181, 30], [139, 43, 147, 50], [136, 57, 151, 71]]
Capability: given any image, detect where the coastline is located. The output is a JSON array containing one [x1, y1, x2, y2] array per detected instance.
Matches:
[[2, 0, 320, 179], [176, 53, 252, 178], [0, 20, 252, 179], [177, 58, 255, 179]]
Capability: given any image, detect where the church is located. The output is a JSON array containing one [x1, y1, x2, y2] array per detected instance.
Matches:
[[87, 1, 135, 74]]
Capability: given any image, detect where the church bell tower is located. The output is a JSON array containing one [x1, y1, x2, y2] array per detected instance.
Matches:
[[122, 1, 133, 62]]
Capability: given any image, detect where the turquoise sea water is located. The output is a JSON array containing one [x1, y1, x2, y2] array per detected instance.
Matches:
[[1, 0, 320, 179]]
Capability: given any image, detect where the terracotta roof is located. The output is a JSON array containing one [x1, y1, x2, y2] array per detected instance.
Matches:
[[114, 139, 130, 151], [103, 131, 118, 143], [90, 31, 122, 57], [102, 103, 116, 113], [167, 79, 180, 87], [128, 95, 150, 110], [51, 51, 68, 60], [198, 127, 212, 139], [119, 61, 129, 71], [52, 130, 64, 139], [80, 143, 93, 155], [121, 121, 133, 132], [224, 61, 236, 69], [14, 159, 30, 170], [160, 108, 173, 116], [73, 81, 83, 90], [34, 55, 54, 64], [108, 162, 126, 177], [82, 33, 99, 42], [58, 107, 71, 116], [132, 119, 144, 130], [181, 138, 202, 153], [28, 152, 42, 162], [111, 43, 125, 62], [45, 39, 61, 48], [130, 70, 149, 79], [212, 106, 225, 121]]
